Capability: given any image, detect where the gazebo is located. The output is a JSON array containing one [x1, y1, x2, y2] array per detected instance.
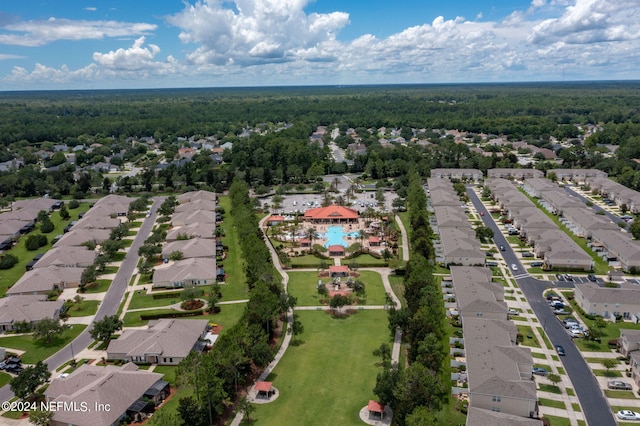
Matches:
[[368, 400, 385, 419], [369, 236, 381, 247], [328, 245, 345, 256], [255, 381, 274, 399], [329, 265, 349, 277]]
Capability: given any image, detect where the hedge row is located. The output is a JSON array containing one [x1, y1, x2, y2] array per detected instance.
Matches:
[[152, 292, 182, 300], [140, 309, 204, 320]]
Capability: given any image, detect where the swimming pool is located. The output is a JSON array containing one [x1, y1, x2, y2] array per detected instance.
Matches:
[[323, 226, 360, 247]]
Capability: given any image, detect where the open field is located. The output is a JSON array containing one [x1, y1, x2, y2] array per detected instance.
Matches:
[[251, 310, 388, 426]]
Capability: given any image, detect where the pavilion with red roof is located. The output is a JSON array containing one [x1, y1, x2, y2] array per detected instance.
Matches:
[[329, 265, 350, 277], [367, 400, 386, 419], [328, 245, 345, 256], [304, 205, 359, 224], [369, 236, 381, 247], [255, 381, 274, 399]]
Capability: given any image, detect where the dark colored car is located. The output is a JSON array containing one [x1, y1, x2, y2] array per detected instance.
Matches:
[[587, 274, 597, 282], [555, 345, 566, 356], [532, 367, 548, 376]]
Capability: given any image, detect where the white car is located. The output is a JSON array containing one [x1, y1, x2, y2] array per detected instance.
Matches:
[[511, 264, 518, 271], [617, 410, 640, 421]]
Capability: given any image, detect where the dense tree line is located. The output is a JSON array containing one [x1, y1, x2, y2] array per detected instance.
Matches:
[[375, 173, 447, 425], [1, 83, 640, 146]]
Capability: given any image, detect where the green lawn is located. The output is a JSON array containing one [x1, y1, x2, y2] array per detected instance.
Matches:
[[532, 352, 547, 359], [517, 325, 541, 348], [289, 254, 328, 268], [604, 390, 637, 399], [0, 325, 86, 364], [388, 274, 406, 308], [593, 369, 622, 377], [539, 397, 566, 409], [0, 203, 90, 297], [287, 270, 386, 306], [539, 384, 562, 394], [217, 196, 249, 300], [83, 279, 112, 293], [123, 301, 246, 329], [543, 415, 571, 426], [348, 253, 388, 266], [64, 300, 100, 317], [128, 291, 181, 310], [0, 372, 11, 387], [153, 365, 178, 385], [252, 310, 389, 426]]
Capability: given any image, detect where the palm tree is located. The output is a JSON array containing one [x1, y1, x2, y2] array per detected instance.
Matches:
[[306, 226, 317, 247]]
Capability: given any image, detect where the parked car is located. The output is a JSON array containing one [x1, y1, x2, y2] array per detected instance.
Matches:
[[554, 309, 571, 315], [587, 274, 597, 282], [555, 345, 566, 356], [570, 330, 584, 338], [556, 274, 565, 281], [617, 410, 640, 420], [508, 309, 520, 316], [532, 367, 548, 376], [564, 274, 574, 281], [609, 381, 633, 390], [522, 252, 534, 257], [531, 261, 543, 267]]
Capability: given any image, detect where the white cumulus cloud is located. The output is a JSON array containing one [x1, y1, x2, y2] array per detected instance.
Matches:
[[529, 0, 640, 44], [167, 0, 349, 65], [0, 18, 156, 47]]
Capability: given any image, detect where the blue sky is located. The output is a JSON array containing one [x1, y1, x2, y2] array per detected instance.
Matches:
[[0, 0, 638, 90]]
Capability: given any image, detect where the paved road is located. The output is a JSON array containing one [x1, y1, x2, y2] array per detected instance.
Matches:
[[467, 186, 617, 426], [0, 197, 161, 405]]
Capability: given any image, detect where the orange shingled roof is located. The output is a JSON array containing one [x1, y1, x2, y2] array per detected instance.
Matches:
[[304, 205, 359, 220], [329, 265, 349, 273], [328, 245, 345, 252]]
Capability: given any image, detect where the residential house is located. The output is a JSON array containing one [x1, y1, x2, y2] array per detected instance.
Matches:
[[548, 169, 608, 183], [619, 329, 640, 357], [54, 228, 111, 247], [171, 209, 217, 227], [45, 363, 168, 426], [165, 222, 216, 241], [591, 229, 640, 272], [574, 281, 640, 319], [0, 296, 65, 333], [177, 190, 217, 205], [7, 266, 84, 295], [34, 246, 97, 268], [161, 238, 216, 259], [431, 168, 483, 181], [174, 199, 217, 213], [107, 319, 209, 365], [450, 266, 507, 320], [152, 257, 217, 288], [487, 169, 544, 180]]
